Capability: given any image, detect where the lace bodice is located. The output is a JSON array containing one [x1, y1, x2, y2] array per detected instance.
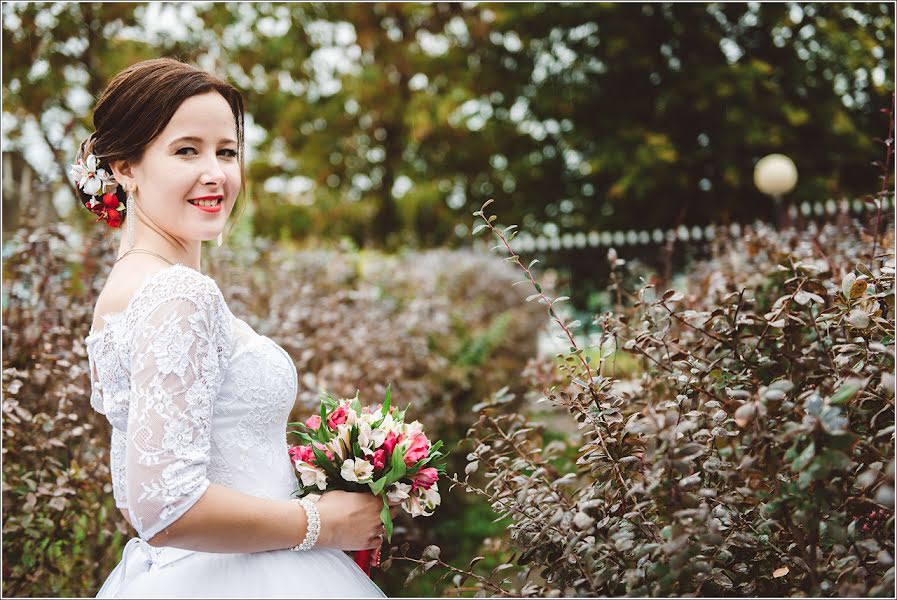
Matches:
[[85, 265, 300, 542]]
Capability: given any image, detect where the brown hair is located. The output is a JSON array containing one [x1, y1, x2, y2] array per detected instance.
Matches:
[[76, 57, 246, 227]]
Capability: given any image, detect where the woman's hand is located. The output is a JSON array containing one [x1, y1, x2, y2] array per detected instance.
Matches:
[[313, 490, 393, 551]]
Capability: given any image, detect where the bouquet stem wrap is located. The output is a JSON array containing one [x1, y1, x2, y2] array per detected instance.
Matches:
[[353, 544, 381, 576]]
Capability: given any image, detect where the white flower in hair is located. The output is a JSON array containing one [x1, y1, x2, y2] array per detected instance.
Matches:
[[70, 153, 118, 198]]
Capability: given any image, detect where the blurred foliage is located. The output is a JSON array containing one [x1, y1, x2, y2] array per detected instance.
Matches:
[[1, 216, 544, 597], [2, 2, 894, 247]]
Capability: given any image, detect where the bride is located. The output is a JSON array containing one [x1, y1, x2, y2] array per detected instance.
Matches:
[[81, 58, 390, 598]]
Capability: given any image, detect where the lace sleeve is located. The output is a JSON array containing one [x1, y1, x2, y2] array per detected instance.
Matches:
[[125, 290, 230, 541]]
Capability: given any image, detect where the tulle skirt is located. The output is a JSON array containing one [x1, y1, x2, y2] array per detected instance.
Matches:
[[96, 537, 387, 598]]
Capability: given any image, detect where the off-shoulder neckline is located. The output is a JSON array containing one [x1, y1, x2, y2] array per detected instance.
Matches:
[[85, 263, 219, 342]]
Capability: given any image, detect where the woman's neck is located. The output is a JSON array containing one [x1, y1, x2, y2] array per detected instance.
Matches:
[[116, 233, 202, 272]]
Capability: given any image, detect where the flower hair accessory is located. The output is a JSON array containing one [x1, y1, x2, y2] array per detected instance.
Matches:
[[70, 153, 126, 228]]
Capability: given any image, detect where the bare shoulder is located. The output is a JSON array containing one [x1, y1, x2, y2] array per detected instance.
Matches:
[[91, 256, 176, 333]]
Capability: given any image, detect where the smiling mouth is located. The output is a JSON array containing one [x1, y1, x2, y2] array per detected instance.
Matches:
[[188, 197, 223, 207]]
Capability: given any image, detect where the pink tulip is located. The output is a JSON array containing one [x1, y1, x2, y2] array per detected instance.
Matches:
[[305, 415, 322, 429], [327, 405, 348, 429], [404, 433, 430, 466], [411, 467, 438, 491]]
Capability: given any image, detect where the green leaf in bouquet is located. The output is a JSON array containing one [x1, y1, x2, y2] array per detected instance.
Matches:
[[369, 476, 388, 496], [406, 454, 446, 475], [288, 431, 314, 445], [380, 499, 394, 542], [311, 445, 342, 481], [372, 386, 393, 429], [376, 446, 409, 492], [383, 384, 392, 416], [353, 444, 364, 458], [350, 390, 362, 415], [314, 422, 333, 443], [387, 446, 408, 485], [319, 391, 339, 414]]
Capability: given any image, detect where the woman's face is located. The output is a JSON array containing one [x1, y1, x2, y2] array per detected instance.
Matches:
[[124, 91, 241, 243]]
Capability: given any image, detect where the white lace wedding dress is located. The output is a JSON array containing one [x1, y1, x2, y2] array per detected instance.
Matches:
[[85, 264, 385, 598]]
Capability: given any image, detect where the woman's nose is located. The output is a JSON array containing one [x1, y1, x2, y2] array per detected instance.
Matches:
[[199, 153, 227, 186]]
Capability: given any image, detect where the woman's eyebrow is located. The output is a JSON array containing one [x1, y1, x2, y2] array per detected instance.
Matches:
[[167, 135, 238, 146]]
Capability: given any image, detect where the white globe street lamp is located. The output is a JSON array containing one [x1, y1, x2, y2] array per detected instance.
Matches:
[[754, 154, 798, 228]]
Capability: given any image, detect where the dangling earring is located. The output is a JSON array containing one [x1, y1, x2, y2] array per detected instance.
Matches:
[[126, 190, 135, 249], [216, 232, 223, 247]]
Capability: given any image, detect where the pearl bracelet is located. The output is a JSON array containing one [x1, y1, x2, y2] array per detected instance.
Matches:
[[290, 497, 321, 552]]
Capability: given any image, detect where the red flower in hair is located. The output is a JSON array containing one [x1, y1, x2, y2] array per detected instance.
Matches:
[[71, 153, 124, 228], [106, 209, 122, 228]]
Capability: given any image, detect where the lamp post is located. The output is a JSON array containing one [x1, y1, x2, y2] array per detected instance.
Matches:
[[754, 153, 798, 229]]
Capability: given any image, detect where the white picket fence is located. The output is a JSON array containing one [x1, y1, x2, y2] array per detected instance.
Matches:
[[507, 197, 893, 253]]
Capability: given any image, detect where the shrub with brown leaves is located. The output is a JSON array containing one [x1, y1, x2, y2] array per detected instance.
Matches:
[[397, 204, 895, 598]]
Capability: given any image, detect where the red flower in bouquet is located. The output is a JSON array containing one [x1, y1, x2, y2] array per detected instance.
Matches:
[[327, 405, 349, 429], [371, 448, 387, 471], [381, 431, 403, 458], [411, 467, 438, 492], [288, 444, 313, 463], [403, 432, 430, 466]]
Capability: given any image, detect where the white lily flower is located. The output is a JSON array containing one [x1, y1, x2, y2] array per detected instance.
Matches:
[[295, 462, 327, 490], [71, 154, 120, 198], [369, 427, 387, 449], [378, 412, 399, 434], [357, 421, 387, 456], [81, 174, 102, 196], [403, 485, 440, 516], [420, 485, 441, 509], [325, 423, 352, 460], [403, 420, 424, 437], [340, 458, 374, 483], [357, 421, 373, 455], [387, 482, 412, 506], [345, 406, 360, 427]]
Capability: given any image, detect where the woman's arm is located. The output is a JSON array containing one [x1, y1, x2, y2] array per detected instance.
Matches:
[[123, 485, 386, 553], [141, 484, 313, 552]]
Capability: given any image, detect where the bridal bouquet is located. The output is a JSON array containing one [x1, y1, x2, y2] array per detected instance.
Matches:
[[287, 386, 446, 575]]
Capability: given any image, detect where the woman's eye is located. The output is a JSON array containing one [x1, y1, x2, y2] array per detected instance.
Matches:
[[174, 147, 236, 158]]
